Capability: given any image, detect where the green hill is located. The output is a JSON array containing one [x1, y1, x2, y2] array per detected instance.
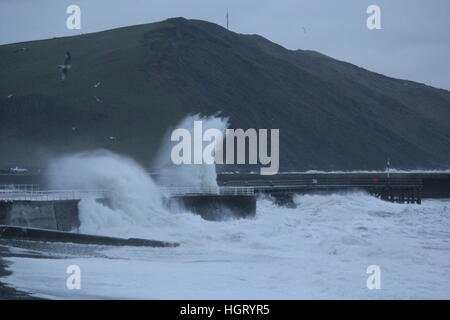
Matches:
[[1, 17, 449, 171]]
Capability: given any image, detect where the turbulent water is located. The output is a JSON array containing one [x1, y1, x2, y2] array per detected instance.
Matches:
[[1, 151, 449, 299], [152, 113, 229, 193]]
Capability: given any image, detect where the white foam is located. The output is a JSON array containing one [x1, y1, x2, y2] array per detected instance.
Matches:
[[152, 114, 228, 194], [3, 150, 448, 299], [46, 150, 174, 237], [3, 193, 449, 299]]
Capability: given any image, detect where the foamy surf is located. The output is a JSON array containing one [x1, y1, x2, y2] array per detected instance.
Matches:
[[2, 193, 449, 299], [152, 114, 228, 193], [2, 149, 449, 299]]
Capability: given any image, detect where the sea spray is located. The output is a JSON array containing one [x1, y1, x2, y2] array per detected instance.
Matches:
[[46, 150, 174, 237], [152, 114, 229, 194]]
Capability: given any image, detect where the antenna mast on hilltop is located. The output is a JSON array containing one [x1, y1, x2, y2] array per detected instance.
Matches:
[[226, 10, 229, 30], [386, 157, 391, 180]]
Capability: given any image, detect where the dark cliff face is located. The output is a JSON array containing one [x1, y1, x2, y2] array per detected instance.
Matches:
[[0, 17, 449, 171]]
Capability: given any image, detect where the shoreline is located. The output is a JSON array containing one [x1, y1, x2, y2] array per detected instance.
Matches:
[[0, 246, 44, 300]]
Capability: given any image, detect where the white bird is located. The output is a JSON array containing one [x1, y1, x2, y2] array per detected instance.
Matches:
[[94, 81, 101, 88], [94, 95, 103, 103], [7, 94, 13, 99], [14, 47, 28, 53], [57, 51, 72, 81], [109, 136, 116, 140]]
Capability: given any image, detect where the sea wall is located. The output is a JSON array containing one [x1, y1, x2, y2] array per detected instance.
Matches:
[[0, 200, 79, 231], [0, 195, 258, 230], [170, 195, 257, 221]]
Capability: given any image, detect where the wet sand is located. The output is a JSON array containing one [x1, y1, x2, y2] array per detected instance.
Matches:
[[0, 246, 43, 299], [0, 240, 116, 299]]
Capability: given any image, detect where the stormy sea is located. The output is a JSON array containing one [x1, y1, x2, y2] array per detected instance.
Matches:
[[0, 150, 449, 299]]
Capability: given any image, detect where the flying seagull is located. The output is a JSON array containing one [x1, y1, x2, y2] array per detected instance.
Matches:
[[14, 47, 28, 53], [94, 81, 101, 88], [58, 51, 72, 81]]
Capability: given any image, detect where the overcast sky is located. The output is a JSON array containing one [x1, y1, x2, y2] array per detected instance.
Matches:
[[1, 0, 449, 90]]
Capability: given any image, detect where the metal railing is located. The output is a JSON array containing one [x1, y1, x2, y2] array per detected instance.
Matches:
[[0, 185, 254, 202], [160, 186, 255, 196], [221, 178, 423, 188], [220, 186, 254, 196], [0, 189, 108, 201], [0, 184, 40, 192]]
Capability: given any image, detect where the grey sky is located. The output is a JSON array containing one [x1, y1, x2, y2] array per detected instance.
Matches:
[[1, 0, 449, 90]]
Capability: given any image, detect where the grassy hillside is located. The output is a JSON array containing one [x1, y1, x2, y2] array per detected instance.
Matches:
[[1, 17, 449, 171]]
